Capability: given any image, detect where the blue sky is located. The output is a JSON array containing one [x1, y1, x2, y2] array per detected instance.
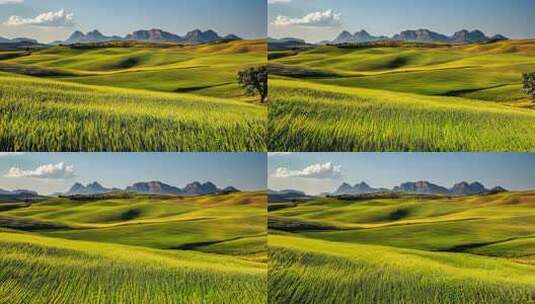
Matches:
[[0, 0, 267, 42], [268, 0, 535, 42], [0, 153, 266, 195], [269, 153, 535, 195]]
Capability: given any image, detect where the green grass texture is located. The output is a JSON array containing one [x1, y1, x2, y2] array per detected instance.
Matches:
[[0, 192, 267, 303], [269, 40, 535, 151]]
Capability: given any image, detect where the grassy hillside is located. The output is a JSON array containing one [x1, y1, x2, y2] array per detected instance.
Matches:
[[0, 40, 267, 151], [269, 235, 534, 304], [0, 192, 267, 303], [269, 40, 535, 151], [268, 192, 535, 303]]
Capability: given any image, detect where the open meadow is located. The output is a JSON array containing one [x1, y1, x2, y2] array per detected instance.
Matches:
[[0, 40, 267, 151], [268, 40, 535, 151], [268, 191, 535, 303], [0, 191, 267, 303]]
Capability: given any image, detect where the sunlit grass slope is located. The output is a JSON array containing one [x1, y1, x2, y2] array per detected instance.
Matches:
[[3, 40, 266, 99], [268, 79, 535, 151], [0, 192, 267, 303], [269, 235, 535, 304], [268, 192, 535, 303], [0, 232, 265, 304], [2, 192, 267, 260], [269, 40, 535, 151], [273, 192, 535, 258], [0, 73, 266, 151], [0, 40, 267, 151]]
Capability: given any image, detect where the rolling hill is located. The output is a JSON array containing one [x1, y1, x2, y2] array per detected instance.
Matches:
[[268, 39, 535, 151], [0, 39, 267, 151], [268, 191, 535, 303], [0, 191, 267, 303]]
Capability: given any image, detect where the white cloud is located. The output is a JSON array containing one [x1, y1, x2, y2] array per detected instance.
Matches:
[[4, 9, 75, 27], [0, 152, 25, 157], [0, 0, 23, 4], [272, 10, 342, 27], [273, 162, 342, 179], [268, 152, 294, 157], [268, 0, 291, 4], [6, 162, 75, 179]]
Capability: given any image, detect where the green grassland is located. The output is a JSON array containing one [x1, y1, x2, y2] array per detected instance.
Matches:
[[0, 191, 267, 303], [268, 192, 535, 303], [269, 40, 535, 151], [0, 40, 266, 151]]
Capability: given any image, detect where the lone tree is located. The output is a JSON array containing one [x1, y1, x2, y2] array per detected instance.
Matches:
[[523, 72, 535, 102], [238, 66, 267, 103]]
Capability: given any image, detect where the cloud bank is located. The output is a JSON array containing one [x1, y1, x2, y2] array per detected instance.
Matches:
[[4, 9, 75, 27], [0, 0, 23, 4], [0, 152, 25, 157], [268, 0, 291, 4], [274, 162, 342, 179], [272, 10, 342, 27], [6, 162, 75, 179]]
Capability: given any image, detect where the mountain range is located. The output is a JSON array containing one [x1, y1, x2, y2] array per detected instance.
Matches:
[[0, 188, 42, 201], [60, 29, 241, 45], [64, 181, 240, 196], [0, 188, 39, 197], [0, 36, 38, 44], [332, 29, 508, 44], [268, 189, 313, 203], [332, 181, 507, 196]]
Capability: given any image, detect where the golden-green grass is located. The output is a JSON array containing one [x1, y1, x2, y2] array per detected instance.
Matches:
[[0, 192, 267, 303], [269, 235, 535, 304], [0, 232, 266, 304], [268, 40, 535, 151], [268, 79, 535, 151], [268, 192, 535, 303], [0, 40, 267, 151], [0, 72, 265, 151]]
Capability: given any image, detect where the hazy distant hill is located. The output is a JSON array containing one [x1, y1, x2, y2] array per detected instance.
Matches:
[[0, 188, 42, 201], [268, 189, 313, 203], [268, 37, 313, 51], [331, 28, 508, 44]]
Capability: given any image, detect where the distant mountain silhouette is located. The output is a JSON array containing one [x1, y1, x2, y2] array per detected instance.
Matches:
[[0, 188, 41, 200], [394, 181, 451, 195], [331, 181, 507, 196], [268, 37, 313, 51], [333, 30, 388, 44], [333, 182, 389, 195], [66, 182, 119, 196], [60, 29, 241, 45], [331, 29, 507, 44], [63, 181, 239, 196], [0, 36, 39, 44], [126, 181, 182, 195], [268, 189, 313, 203], [64, 30, 122, 44]]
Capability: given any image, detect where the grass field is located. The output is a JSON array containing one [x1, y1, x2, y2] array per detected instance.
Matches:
[[268, 192, 535, 303], [269, 40, 535, 151], [0, 191, 267, 303], [0, 40, 266, 151]]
